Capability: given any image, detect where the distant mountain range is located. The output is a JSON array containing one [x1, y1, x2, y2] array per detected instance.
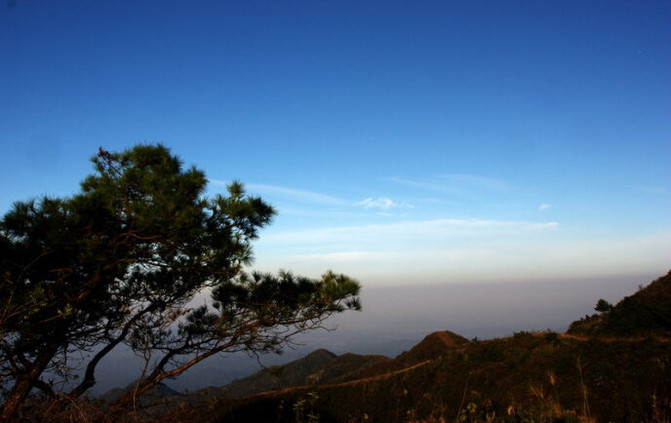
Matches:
[[109, 270, 671, 423], [99, 382, 182, 409]]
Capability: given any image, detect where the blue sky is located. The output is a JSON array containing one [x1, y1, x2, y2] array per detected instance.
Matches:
[[1, 0, 670, 288]]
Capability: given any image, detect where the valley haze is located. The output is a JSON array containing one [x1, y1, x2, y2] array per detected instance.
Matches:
[[91, 272, 655, 395]]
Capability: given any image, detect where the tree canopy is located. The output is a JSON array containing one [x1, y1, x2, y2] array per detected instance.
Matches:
[[0, 144, 360, 421], [594, 299, 613, 313]]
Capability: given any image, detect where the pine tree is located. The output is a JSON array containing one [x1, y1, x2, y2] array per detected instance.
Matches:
[[0, 144, 360, 421]]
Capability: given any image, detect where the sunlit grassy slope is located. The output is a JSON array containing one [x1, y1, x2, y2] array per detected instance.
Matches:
[[156, 271, 670, 423]]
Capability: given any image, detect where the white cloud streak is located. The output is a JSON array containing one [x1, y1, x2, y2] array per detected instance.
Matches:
[[355, 197, 413, 211], [639, 186, 669, 195], [254, 231, 671, 286], [390, 174, 511, 195], [438, 174, 511, 191], [257, 218, 559, 248], [210, 181, 345, 206]]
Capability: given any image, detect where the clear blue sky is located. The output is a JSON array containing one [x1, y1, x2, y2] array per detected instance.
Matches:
[[2, 0, 670, 287]]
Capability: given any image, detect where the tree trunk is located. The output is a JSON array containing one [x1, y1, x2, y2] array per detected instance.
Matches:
[[0, 343, 59, 422]]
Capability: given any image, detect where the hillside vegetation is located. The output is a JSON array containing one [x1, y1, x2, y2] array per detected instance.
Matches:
[[168, 332, 668, 423], [21, 271, 671, 423], [568, 270, 671, 337]]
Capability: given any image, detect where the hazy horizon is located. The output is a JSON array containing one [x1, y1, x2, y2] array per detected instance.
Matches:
[[89, 271, 660, 395]]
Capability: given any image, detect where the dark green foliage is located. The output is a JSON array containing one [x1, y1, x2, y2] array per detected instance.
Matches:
[[594, 299, 613, 313], [0, 144, 360, 421]]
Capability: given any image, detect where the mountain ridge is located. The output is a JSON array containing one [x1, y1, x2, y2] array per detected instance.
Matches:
[[568, 269, 671, 337], [120, 270, 671, 423]]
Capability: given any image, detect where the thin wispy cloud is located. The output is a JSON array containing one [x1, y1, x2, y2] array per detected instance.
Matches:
[[389, 174, 512, 196], [639, 186, 669, 196], [255, 231, 671, 286], [539, 203, 552, 210], [211, 181, 345, 206], [355, 197, 413, 211], [438, 174, 511, 191], [389, 177, 461, 194], [255, 218, 562, 282], [257, 218, 559, 248]]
